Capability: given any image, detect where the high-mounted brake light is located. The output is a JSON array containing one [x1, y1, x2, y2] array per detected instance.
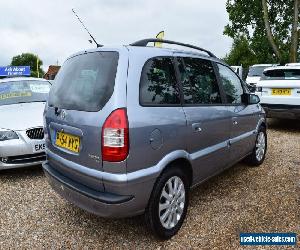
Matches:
[[102, 108, 129, 162]]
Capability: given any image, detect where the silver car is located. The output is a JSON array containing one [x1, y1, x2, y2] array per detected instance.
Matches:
[[43, 39, 267, 239], [0, 77, 51, 170]]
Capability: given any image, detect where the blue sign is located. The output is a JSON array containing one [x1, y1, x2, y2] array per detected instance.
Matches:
[[0, 66, 31, 76], [240, 233, 297, 246]]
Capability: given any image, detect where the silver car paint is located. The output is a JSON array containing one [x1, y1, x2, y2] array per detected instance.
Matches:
[[43, 45, 266, 218], [0, 102, 45, 130], [0, 78, 50, 170]]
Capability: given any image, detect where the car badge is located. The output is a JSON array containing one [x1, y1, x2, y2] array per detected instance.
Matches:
[[60, 110, 66, 120]]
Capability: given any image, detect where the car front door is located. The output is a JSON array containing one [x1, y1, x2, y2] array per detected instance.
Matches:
[[175, 56, 231, 183], [215, 63, 260, 164]]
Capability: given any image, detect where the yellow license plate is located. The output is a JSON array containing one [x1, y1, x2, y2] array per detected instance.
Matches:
[[55, 131, 80, 153], [272, 89, 291, 95]]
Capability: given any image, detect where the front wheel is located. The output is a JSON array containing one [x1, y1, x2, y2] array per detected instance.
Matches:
[[245, 126, 267, 166], [145, 167, 189, 239]]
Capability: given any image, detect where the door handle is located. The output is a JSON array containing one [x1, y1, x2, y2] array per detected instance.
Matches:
[[233, 120, 238, 125], [192, 123, 202, 132]]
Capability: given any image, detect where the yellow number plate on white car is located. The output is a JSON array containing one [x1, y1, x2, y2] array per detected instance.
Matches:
[[55, 131, 80, 153], [272, 89, 291, 95]]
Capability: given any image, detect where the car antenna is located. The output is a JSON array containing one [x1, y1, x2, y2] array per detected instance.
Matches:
[[71, 8, 103, 47]]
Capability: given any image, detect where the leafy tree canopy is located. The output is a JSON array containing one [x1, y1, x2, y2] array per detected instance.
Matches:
[[224, 0, 299, 64], [11, 53, 44, 78], [224, 36, 257, 68]]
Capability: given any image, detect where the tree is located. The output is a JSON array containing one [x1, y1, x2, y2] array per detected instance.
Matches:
[[290, 0, 299, 62], [224, 0, 299, 64], [11, 53, 44, 78], [223, 36, 258, 68]]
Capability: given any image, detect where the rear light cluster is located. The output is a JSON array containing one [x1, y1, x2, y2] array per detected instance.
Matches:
[[102, 108, 129, 162]]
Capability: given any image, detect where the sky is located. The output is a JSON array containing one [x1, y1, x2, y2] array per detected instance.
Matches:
[[0, 0, 232, 71]]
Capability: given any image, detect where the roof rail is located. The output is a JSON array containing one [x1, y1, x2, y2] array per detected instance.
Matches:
[[130, 38, 217, 58]]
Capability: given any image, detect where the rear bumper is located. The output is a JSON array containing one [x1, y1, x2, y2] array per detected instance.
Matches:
[[43, 150, 157, 218], [43, 162, 145, 218], [261, 104, 300, 119], [43, 163, 134, 204]]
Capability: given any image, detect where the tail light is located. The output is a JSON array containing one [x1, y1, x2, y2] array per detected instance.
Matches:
[[102, 108, 129, 162]]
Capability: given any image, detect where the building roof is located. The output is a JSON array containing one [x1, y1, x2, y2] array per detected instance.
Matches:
[[45, 65, 60, 76]]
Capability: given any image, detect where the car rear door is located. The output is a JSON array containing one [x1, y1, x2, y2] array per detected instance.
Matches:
[[215, 63, 260, 164], [175, 56, 231, 183], [125, 54, 187, 174], [45, 50, 125, 191]]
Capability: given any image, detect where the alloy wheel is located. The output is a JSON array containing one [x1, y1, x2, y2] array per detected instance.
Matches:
[[256, 131, 266, 161], [159, 176, 186, 229]]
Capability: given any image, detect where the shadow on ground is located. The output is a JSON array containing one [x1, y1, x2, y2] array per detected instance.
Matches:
[[267, 118, 300, 132], [0, 165, 44, 181]]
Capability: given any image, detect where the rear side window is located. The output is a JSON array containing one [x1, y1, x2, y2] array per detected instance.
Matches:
[[217, 63, 243, 104], [48, 52, 119, 112], [178, 57, 222, 104], [140, 57, 180, 105], [248, 66, 270, 77]]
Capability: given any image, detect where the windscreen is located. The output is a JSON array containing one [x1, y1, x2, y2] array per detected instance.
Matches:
[[0, 80, 51, 106], [261, 69, 300, 80], [248, 66, 270, 77], [48, 51, 119, 112]]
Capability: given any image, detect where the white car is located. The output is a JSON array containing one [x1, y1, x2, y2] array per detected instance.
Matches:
[[255, 66, 300, 119], [246, 64, 278, 86], [231, 65, 243, 78], [0, 77, 51, 170], [285, 63, 300, 67]]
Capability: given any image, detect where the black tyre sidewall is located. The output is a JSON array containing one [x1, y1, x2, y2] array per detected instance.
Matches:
[[145, 167, 189, 239]]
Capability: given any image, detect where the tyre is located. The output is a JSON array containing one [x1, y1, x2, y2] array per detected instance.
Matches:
[[245, 126, 267, 166], [145, 166, 189, 239]]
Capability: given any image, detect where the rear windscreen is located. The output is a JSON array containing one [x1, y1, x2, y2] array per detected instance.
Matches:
[[48, 51, 119, 112], [261, 69, 300, 80]]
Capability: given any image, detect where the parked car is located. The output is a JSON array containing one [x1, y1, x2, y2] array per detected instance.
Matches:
[[246, 64, 278, 86], [43, 39, 267, 239], [231, 65, 243, 79], [0, 77, 51, 170], [256, 66, 300, 119], [285, 63, 300, 67]]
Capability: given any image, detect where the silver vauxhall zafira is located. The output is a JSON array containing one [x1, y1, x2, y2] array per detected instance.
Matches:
[[43, 39, 267, 239]]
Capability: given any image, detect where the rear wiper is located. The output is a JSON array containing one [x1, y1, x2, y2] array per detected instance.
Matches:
[[15, 101, 28, 104], [16, 101, 46, 104]]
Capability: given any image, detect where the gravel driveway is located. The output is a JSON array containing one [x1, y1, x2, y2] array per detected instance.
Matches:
[[0, 119, 299, 249]]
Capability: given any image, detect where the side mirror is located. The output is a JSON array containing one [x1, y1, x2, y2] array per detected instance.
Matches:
[[246, 83, 256, 93], [242, 93, 260, 105]]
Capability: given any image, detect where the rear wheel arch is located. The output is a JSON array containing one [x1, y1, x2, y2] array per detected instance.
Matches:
[[260, 121, 267, 130], [163, 158, 193, 187], [256, 117, 267, 133], [145, 158, 191, 239]]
